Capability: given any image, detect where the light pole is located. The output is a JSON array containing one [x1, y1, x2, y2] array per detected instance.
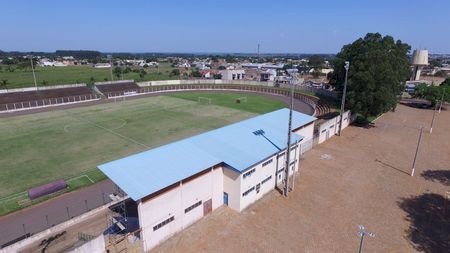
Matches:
[[338, 61, 350, 136], [411, 126, 423, 177], [107, 54, 114, 81], [358, 225, 375, 253], [30, 55, 38, 90], [430, 101, 438, 134], [283, 68, 298, 197]]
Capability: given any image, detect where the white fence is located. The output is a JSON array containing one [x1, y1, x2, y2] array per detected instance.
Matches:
[[137, 79, 274, 87], [0, 83, 87, 94], [67, 235, 105, 253], [94, 80, 135, 86], [0, 94, 101, 113]]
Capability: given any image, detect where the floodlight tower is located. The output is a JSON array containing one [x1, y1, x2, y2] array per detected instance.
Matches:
[[283, 68, 298, 197], [358, 225, 375, 253], [410, 49, 429, 81], [30, 55, 38, 90]]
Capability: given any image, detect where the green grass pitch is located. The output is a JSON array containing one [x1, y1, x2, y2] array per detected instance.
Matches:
[[0, 92, 286, 215]]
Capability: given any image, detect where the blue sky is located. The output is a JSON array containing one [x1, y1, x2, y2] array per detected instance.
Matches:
[[1, 0, 449, 54]]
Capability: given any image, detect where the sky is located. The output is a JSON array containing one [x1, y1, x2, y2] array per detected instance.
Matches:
[[0, 0, 449, 54]]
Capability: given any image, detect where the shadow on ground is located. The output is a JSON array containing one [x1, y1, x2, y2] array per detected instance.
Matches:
[[398, 193, 450, 253], [421, 170, 450, 186]]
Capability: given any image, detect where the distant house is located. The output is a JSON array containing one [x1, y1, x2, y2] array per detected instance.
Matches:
[[94, 63, 112, 68], [220, 69, 245, 80], [244, 68, 276, 82], [178, 62, 191, 68]]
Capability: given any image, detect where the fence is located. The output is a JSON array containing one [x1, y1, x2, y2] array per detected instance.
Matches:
[[0, 83, 87, 94], [104, 83, 318, 114], [0, 94, 101, 113]]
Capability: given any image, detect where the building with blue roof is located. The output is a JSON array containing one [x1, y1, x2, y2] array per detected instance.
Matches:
[[98, 108, 316, 251]]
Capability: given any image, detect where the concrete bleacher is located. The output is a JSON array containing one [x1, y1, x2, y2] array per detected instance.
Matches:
[[95, 81, 140, 98], [0, 86, 96, 112]]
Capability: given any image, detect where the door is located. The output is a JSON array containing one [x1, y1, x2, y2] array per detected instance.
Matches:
[[223, 192, 228, 206], [203, 199, 212, 216], [326, 130, 330, 140]]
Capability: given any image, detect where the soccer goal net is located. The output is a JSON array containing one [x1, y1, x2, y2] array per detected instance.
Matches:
[[198, 97, 212, 104]]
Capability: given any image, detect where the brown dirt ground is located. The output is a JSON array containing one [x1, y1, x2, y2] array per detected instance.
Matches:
[[150, 104, 449, 253]]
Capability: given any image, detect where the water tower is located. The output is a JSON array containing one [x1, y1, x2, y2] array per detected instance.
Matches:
[[410, 49, 428, 81]]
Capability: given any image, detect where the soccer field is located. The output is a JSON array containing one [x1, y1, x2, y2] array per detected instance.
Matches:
[[0, 92, 286, 214]]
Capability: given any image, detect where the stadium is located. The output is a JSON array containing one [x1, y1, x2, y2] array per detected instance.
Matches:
[[0, 79, 352, 250]]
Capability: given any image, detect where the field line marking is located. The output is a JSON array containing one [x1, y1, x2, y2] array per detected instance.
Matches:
[[69, 114, 150, 149], [0, 191, 28, 202]]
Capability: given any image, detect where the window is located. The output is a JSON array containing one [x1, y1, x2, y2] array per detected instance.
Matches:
[[153, 216, 175, 231], [184, 201, 202, 214], [243, 168, 256, 179], [321, 129, 326, 133], [261, 175, 272, 184], [242, 186, 255, 197], [330, 125, 335, 129], [262, 159, 273, 167], [277, 152, 285, 157], [256, 183, 261, 193]]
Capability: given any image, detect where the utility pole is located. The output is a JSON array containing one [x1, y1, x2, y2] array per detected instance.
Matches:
[[438, 88, 446, 113], [338, 61, 350, 136], [411, 126, 423, 177], [430, 102, 437, 134], [358, 225, 375, 253], [107, 54, 114, 81], [30, 55, 38, 90], [283, 69, 298, 197]]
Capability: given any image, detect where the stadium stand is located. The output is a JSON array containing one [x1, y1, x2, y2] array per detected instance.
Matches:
[[0, 86, 96, 112], [96, 81, 141, 98]]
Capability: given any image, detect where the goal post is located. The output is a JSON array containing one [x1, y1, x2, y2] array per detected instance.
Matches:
[[198, 97, 212, 104]]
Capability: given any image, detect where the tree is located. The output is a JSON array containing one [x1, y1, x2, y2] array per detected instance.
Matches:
[[0, 79, 8, 90], [213, 73, 222, 79], [113, 67, 122, 79], [139, 69, 146, 79], [331, 33, 411, 119], [190, 69, 202, 78], [308, 55, 323, 68], [170, 69, 180, 76], [41, 80, 48, 86], [441, 78, 450, 86], [414, 83, 450, 106], [217, 66, 226, 70]]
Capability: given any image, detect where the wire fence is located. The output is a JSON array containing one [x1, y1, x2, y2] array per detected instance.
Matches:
[[0, 94, 101, 113]]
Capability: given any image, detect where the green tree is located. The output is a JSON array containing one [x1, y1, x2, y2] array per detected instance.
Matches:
[[217, 66, 226, 70], [113, 67, 122, 78], [441, 78, 450, 86], [0, 79, 8, 90], [139, 69, 147, 79], [331, 33, 411, 119], [170, 69, 180, 76], [190, 69, 202, 78], [308, 55, 323, 68], [414, 83, 450, 106], [213, 73, 222, 79]]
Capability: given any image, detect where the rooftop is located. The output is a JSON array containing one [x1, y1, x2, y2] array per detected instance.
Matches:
[[99, 108, 316, 201]]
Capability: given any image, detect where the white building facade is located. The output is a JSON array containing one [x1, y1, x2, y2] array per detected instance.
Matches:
[[99, 109, 316, 251]]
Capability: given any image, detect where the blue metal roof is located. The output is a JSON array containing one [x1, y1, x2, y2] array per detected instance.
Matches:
[[98, 109, 316, 201]]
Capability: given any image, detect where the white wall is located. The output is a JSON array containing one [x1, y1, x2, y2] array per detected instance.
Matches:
[[138, 167, 223, 252], [67, 235, 105, 253], [222, 167, 241, 211], [317, 111, 351, 144]]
